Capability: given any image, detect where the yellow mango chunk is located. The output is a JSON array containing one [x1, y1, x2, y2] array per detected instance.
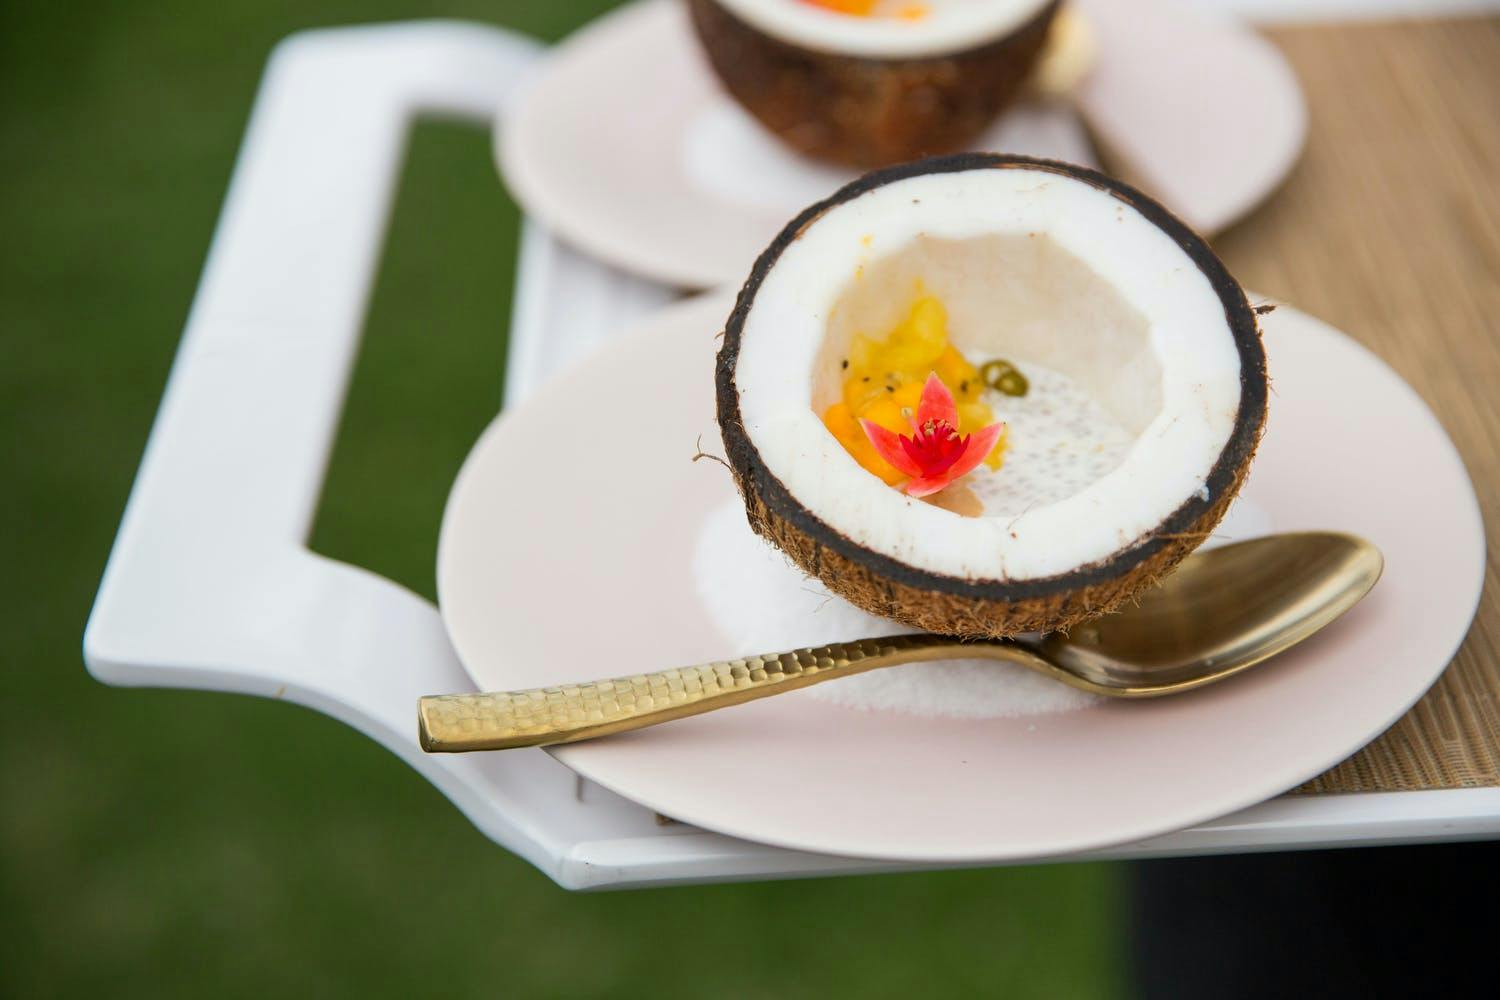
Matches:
[[984, 426, 1008, 470], [843, 373, 892, 414], [861, 395, 909, 434], [825, 289, 1006, 483], [822, 402, 904, 484], [880, 297, 947, 370], [935, 346, 982, 402], [905, 296, 947, 351], [957, 401, 993, 433], [892, 380, 923, 411], [848, 334, 880, 371]]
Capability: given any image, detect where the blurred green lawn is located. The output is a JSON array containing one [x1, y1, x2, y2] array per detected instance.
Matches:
[[0, 1, 1123, 996]]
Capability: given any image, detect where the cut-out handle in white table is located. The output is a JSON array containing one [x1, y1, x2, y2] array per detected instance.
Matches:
[[83, 21, 673, 890], [84, 20, 1500, 891]]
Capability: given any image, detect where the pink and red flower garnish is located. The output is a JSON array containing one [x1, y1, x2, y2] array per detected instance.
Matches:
[[859, 373, 1006, 498]]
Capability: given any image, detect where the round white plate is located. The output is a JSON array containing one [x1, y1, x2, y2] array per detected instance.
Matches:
[[438, 294, 1482, 863], [498, 0, 1305, 289]]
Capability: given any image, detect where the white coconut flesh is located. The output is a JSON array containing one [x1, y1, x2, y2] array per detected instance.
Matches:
[[732, 165, 1245, 583], [714, 0, 1054, 59]]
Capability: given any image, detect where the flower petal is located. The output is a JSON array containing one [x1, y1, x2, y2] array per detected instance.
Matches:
[[945, 422, 1007, 481], [915, 372, 958, 431], [903, 473, 957, 498], [860, 419, 923, 479]]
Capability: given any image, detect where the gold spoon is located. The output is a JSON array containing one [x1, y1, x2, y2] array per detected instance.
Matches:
[[419, 532, 1382, 753]]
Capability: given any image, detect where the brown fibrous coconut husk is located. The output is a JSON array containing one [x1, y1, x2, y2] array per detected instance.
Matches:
[[714, 154, 1269, 638], [687, 0, 1061, 169]]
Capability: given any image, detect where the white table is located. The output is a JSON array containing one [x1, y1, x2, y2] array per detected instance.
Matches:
[[84, 17, 1500, 890]]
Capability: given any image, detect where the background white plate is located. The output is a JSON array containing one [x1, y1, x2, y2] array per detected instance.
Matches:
[[438, 294, 1482, 862], [499, 0, 1306, 288]]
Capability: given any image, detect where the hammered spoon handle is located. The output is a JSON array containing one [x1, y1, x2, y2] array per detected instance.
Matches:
[[417, 634, 1043, 752]]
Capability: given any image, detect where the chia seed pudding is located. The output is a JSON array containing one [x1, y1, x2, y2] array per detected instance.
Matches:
[[966, 361, 1133, 517]]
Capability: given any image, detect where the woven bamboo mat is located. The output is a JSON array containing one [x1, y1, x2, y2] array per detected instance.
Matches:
[[1173, 15, 1499, 792]]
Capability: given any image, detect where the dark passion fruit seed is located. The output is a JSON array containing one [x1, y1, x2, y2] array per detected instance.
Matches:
[[981, 360, 1029, 397]]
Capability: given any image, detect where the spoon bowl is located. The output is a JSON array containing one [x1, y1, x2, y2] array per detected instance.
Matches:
[[1034, 531, 1384, 695], [419, 532, 1383, 752]]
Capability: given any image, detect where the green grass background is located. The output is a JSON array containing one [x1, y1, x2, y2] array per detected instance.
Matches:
[[0, 2, 1123, 995]]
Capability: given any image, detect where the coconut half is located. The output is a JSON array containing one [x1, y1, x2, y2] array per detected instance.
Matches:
[[715, 154, 1268, 637], [688, 0, 1060, 168]]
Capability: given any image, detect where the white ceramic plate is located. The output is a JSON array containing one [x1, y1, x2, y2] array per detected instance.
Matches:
[[498, 0, 1305, 289], [437, 294, 1482, 863], [1071, 0, 1306, 237]]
